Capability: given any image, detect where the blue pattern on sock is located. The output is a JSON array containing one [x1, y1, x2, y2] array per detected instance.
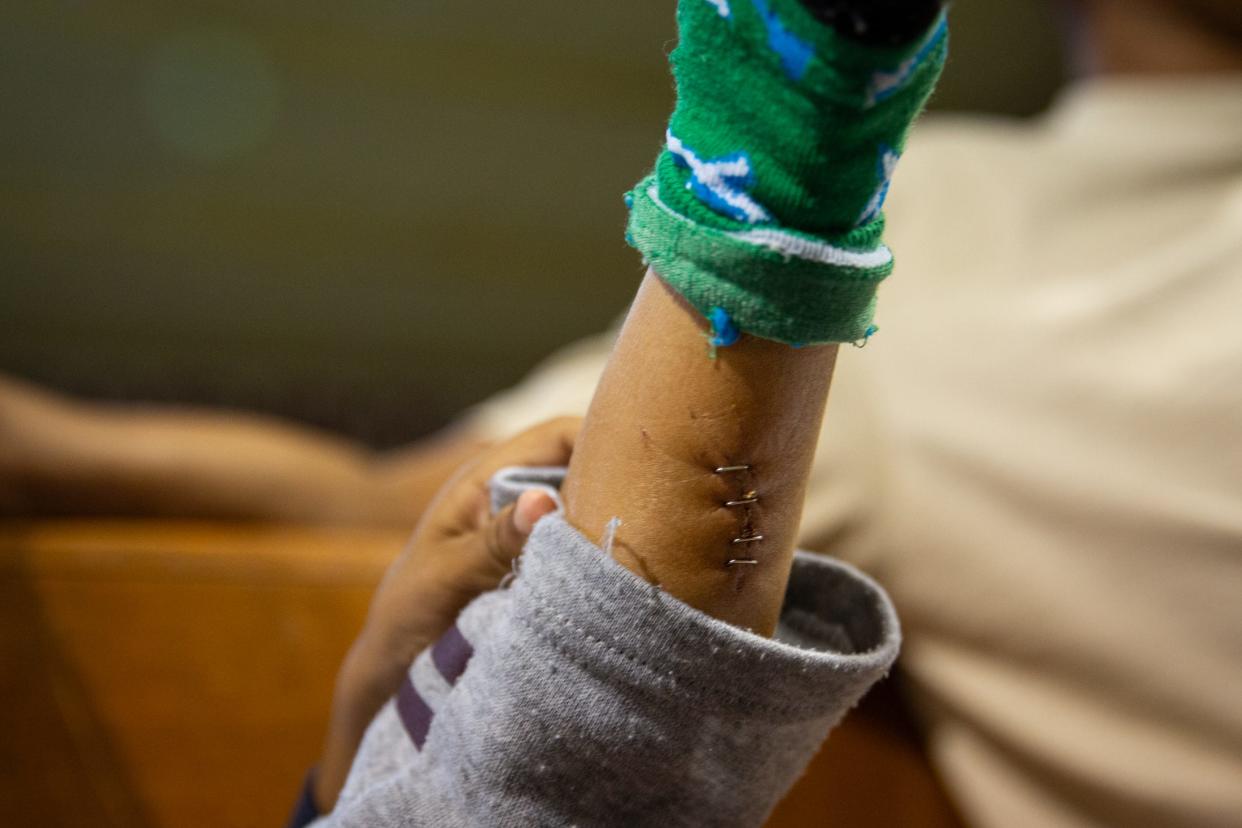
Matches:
[[670, 147, 768, 224], [869, 13, 948, 105], [709, 306, 741, 348], [751, 0, 814, 82]]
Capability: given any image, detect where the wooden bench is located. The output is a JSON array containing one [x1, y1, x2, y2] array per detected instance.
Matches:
[[1, 520, 963, 827]]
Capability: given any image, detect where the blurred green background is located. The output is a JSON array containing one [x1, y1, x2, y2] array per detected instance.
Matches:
[[0, 1, 1066, 445]]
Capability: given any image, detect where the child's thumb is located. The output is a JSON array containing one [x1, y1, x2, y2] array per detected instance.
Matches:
[[513, 489, 557, 535], [485, 489, 558, 567]]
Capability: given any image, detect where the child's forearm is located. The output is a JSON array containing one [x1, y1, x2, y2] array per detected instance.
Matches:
[[564, 0, 945, 636], [563, 271, 837, 636]]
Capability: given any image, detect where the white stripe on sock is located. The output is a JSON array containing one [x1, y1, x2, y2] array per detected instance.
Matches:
[[865, 13, 948, 108], [666, 131, 773, 225]]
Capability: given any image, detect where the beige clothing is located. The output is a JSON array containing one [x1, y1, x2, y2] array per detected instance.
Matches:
[[468, 77, 1242, 828]]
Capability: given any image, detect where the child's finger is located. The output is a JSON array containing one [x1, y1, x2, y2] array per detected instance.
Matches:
[[434, 416, 580, 530]]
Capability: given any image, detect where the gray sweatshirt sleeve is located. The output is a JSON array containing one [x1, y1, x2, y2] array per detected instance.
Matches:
[[321, 467, 900, 827]]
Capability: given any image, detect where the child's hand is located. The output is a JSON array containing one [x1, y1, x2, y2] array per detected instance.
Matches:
[[315, 416, 580, 810]]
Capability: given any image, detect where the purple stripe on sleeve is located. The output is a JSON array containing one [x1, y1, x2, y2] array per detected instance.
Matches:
[[430, 623, 474, 686], [396, 674, 433, 750]]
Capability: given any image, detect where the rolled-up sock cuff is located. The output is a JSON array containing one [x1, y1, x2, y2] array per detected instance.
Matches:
[[628, 175, 891, 344]]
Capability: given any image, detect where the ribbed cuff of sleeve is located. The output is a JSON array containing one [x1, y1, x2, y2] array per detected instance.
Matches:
[[510, 510, 900, 723]]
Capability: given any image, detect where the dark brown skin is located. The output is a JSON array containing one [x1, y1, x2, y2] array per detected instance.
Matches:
[[1080, 0, 1242, 73], [1165, 0, 1242, 39], [562, 272, 838, 636]]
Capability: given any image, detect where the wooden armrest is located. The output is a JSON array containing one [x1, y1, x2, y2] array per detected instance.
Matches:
[[0, 519, 402, 828]]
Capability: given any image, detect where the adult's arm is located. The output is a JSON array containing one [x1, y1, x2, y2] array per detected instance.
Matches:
[[0, 372, 484, 525]]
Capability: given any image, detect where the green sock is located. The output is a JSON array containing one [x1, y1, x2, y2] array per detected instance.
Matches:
[[625, 0, 948, 346]]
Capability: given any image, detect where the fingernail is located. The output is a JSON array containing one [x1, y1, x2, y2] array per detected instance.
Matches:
[[514, 506, 534, 535]]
